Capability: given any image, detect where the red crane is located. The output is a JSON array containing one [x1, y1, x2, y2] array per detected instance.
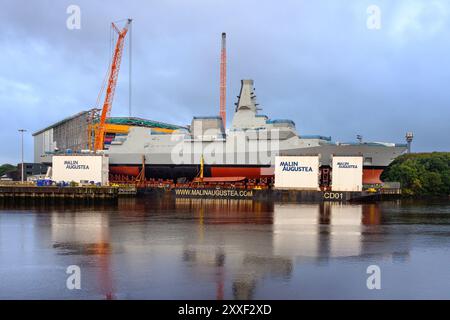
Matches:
[[219, 32, 227, 129], [94, 19, 132, 151]]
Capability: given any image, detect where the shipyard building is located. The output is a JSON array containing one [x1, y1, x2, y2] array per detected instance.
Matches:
[[32, 109, 186, 164]]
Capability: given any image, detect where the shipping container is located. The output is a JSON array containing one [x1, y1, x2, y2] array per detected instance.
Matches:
[[331, 156, 363, 191], [274, 156, 320, 190], [51, 155, 109, 185]]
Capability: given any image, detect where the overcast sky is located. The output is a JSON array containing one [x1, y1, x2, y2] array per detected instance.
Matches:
[[1, 0, 449, 164]]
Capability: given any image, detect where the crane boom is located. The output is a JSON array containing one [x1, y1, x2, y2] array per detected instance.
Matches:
[[94, 19, 132, 151], [219, 32, 226, 129]]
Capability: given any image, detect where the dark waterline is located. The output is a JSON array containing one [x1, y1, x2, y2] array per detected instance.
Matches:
[[0, 197, 449, 299]]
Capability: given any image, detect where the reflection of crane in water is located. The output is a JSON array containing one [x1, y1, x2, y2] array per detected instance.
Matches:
[[93, 233, 115, 300]]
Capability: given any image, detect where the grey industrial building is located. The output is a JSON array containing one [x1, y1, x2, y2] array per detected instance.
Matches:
[[32, 110, 93, 163]]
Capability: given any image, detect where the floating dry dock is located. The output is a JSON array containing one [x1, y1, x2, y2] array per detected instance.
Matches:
[[0, 185, 118, 199], [268, 189, 385, 202], [171, 187, 399, 202]]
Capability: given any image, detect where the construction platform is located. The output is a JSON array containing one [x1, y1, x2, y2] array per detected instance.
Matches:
[[140, 186, 400, 202]]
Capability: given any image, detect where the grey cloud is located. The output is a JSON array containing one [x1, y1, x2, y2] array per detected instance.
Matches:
[[0, 0, 449, 164]]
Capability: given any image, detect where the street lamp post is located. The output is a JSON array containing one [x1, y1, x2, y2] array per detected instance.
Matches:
[[18, 129, 27, 183]]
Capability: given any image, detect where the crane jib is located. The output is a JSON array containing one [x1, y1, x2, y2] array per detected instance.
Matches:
[[94, 19, 132, 151]]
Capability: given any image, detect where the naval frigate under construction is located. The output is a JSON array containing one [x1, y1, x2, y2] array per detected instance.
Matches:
[[106, 79, 407, 184]]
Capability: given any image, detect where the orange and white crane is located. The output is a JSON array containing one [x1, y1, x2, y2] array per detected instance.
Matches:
[[94, 19, 132, 151]]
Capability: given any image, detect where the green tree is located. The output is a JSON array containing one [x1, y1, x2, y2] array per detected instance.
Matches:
[[0, 164, 16, 177], [381, 152, 450, 196]]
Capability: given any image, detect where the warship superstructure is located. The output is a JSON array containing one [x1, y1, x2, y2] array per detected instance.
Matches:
[[105, 80, 407, 184]]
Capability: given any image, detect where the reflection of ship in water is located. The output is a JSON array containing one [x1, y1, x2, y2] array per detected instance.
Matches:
[[51, 213, 115, 299], [232, 256, 292, 300], [44, 198, 412, 299], [173, 199, 411, 299], [117, 196, 274, 224], [176, 199, 287, 299], [182, 247, 292, 300]]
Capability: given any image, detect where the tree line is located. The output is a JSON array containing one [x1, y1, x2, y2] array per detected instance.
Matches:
[[0, 164, 16, 177], [381, 152, 450, 196]]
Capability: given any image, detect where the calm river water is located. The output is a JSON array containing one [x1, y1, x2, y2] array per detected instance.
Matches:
[[0, 197, 449, 299]]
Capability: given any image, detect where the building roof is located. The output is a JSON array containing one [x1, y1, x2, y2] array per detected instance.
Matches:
[[106, 117, 187, 130], [33, 111, 186, 136], [32, 110, 90, 136]]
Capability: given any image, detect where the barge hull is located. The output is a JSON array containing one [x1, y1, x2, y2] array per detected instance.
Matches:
[[172, 187, 382, 202], [110, 164, 388, 184]]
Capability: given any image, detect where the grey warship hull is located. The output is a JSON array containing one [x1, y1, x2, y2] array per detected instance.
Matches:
[[106, 80, 407, 184]]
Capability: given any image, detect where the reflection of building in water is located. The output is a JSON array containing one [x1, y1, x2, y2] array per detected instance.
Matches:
[[273, 204, 324, 257], [51, 214, 110, 249], [51, 213, 115, 299], [273, 203, 410, 262], [273, 203, 361, 259], [328, 204, 363, 258], [273, 203, 366, 258]]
